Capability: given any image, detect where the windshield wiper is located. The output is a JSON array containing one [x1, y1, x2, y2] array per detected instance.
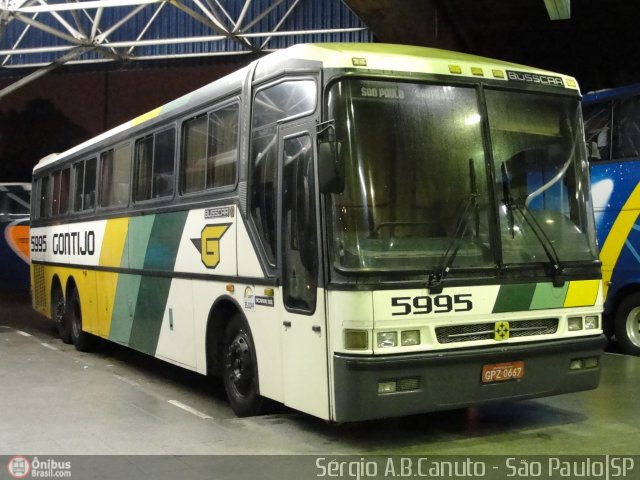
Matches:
[[500, 162, 564, 286], [513, 201, 564, 287], [428, 159, 478, 293]]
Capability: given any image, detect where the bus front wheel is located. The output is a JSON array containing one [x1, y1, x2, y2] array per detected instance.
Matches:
[[615, 292, 640, 356], [222, 315, 263, 417]]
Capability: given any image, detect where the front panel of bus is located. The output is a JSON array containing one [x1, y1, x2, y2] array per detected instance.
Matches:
[[320, 72, 605, 421]]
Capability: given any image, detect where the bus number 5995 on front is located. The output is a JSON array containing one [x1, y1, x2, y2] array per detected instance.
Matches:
[[391, 294, 473, 316]]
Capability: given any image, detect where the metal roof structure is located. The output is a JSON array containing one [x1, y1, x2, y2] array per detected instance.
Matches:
[[0, 0, 371, 97]]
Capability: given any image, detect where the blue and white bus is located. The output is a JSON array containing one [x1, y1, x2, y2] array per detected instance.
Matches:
[[584, 83, 640, 355]]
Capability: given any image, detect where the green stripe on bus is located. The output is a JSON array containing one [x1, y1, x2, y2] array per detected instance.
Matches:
[[109, 273, 142, 345], [126, 212, 188, 355], [492, 283, 536, 313], [127, 215, 155, 269], [530, 282, 569, 310], [144, 211, 188, 270], [129, 276, 172, 355]]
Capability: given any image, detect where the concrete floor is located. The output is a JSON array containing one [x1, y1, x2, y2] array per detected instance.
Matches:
[[1, 292, 639, 459]]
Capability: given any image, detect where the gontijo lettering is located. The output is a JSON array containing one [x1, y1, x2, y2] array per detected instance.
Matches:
[[52, 231, 96, 255]]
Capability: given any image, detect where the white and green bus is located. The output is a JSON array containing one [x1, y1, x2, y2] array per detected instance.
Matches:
[[30, 43, 605, 422]]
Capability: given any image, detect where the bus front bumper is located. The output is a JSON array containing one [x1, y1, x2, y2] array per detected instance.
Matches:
[[332, 335, 607, 422]]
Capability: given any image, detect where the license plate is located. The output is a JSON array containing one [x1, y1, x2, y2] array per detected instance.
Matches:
[[482, 361, 525, 383]]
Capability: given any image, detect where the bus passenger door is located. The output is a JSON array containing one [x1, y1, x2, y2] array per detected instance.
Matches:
[[278, 123, 329, 419]]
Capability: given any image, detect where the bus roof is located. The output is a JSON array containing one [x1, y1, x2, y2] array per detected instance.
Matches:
[[34, 42, 579, 173], [583, 82, 640, 105]]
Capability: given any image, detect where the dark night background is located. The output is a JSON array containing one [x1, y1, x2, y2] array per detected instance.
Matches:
[[2, 0, 640, 183]]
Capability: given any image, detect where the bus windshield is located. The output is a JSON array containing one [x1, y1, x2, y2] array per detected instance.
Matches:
[[325, 79, 597, 275]]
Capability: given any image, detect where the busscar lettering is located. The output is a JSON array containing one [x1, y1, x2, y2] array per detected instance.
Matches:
[[52, 231, 96, 255], [506, 70, 565, 87]]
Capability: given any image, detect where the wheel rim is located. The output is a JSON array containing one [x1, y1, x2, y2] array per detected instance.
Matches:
[[625, 306, 640, 347], [225, 330, 254, 397]]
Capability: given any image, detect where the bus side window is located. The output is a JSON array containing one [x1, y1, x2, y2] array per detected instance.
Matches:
[[182, 114, 208, 193], [35, 176, 49, 219], [100, 144, 131, 208], [134, 128, 175, 202], [181, 104, 238, 194], [50, 169, 70, 217], [73, 158, 96, 212], [207, 105, 238, 189]]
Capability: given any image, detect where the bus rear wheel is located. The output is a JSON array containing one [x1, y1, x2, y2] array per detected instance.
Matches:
[[222, 315, 263, 417], [615, 292, 640, 356], [52, 287, 71, 344], [68, 288, 93, 352]]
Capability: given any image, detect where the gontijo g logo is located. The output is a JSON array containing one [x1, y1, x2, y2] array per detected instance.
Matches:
[[191, 223, 231, 269]]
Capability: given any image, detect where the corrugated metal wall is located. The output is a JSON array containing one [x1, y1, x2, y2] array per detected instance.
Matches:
[[1, 0, 372, 70]]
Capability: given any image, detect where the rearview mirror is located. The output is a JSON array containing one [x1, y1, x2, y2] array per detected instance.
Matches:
[[318, 141, 343, 194]]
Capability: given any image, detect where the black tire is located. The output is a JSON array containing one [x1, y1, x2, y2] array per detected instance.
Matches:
[[222, 315, 263, 417], [615, 292, 640, 356], [52, 286, 71, 344], [68, 288, 93, 352]]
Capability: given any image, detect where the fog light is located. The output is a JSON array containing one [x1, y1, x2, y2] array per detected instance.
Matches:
[[584, 357, 599, 369], [377, 331, 397, 348], [569, 359, 584, 370], [378, 380, 397, 394], [584, 316, 599, 330], [344, 330, 368, 350], [568, 316, 583, 331], [401, 330, 421, 346]]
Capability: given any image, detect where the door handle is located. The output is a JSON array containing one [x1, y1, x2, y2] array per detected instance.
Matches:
[[283, 321, 292, 328], [312, 325, 321, 333]]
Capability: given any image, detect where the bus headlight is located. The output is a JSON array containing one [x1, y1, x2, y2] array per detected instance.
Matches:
[[584, 315, 599, 330], [568, 316, 583, 331], [401, 330, 420, 346], [377, 331, 397, 348], [344, 330, 368, 350]]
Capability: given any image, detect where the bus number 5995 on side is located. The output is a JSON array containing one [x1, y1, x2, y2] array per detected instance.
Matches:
[[391, 294, 473, 316]]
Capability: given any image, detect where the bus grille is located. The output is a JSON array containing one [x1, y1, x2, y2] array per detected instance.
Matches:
[[435, 318, 559, 344]]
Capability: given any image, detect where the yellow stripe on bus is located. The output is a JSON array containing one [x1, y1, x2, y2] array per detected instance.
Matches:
[[99, 218, 129, 267], [96, 218, 129, 338], [563, 280, 600, 307], [598, 182, 640, 298], [132, 106, 163, 127]]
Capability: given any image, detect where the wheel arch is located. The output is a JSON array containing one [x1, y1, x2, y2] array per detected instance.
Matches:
[[64, 275, 78, 302], [205, 295, 245, 376], [50, 274, 63, 298], [607, 281, 640, 318]]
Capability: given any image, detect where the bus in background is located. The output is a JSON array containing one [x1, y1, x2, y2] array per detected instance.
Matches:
[[0, 183, 30, 293], [584, 83, 640, 355], [30, 44, 604, 422]]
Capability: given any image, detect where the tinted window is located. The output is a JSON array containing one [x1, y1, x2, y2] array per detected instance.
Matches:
[[100, 144, 131, 207], [134, 128, 175, 202], [182, 104, 238, 194]]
